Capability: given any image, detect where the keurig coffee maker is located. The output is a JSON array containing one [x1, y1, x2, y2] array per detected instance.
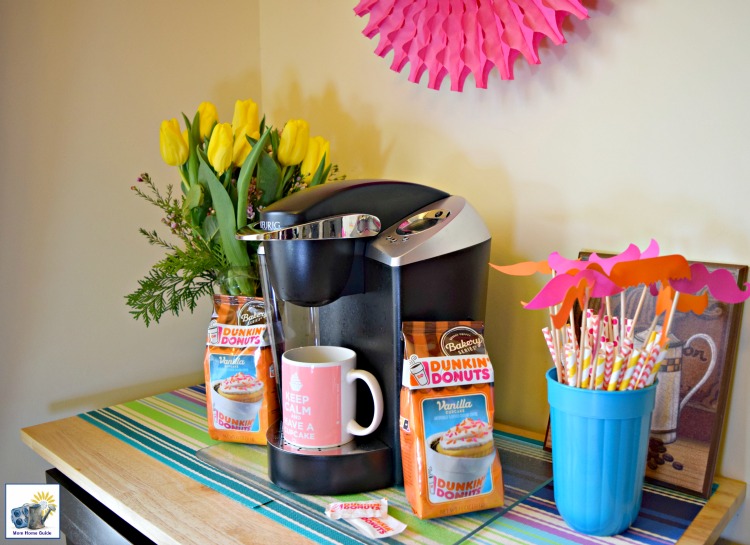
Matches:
[[237, 179, 490, 494]]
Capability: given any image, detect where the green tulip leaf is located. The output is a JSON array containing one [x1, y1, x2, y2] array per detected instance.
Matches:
[[190, 206, 207, 229], [236, 127, 272, 229], [203, 214, 219, 243], [257, 147, 281, 207], [183, 113, 200, 190], [197, 150, 250, 268], [309, 153, 330, 187], [184, 182, 204, 209], [269, 125, 280, 154]]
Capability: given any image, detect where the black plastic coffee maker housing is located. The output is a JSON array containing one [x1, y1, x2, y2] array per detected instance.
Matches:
[[237, 179, 490, 495]]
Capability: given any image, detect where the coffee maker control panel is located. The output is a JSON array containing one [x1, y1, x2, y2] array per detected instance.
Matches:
[[367, 196, 490, 267], [395, 209, 451, 236]]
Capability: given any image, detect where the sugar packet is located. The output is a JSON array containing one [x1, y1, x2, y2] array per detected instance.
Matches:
[[325, 498, 388, 520], [345, 515, 406, 539]]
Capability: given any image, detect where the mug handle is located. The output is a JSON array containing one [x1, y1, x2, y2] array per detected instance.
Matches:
[[345, 369, 384, 436]]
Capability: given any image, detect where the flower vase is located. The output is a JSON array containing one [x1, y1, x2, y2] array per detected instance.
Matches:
[[216, 265, 258, 297]]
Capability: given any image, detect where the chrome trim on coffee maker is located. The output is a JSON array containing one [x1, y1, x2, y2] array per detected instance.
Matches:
[[236, 213, 381, 241]]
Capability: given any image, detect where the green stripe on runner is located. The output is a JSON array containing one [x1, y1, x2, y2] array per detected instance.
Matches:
[[155, 391, 210, 418], [119, 400, 218, 447]]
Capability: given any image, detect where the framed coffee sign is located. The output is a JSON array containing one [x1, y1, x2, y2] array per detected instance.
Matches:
[[544, 254, 747, 498]]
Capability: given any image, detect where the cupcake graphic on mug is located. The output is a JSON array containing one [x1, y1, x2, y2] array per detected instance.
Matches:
[[290, 372, 303, 392]]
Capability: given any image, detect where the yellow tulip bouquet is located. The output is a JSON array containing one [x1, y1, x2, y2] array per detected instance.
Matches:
[[126, 99, 342, 325]]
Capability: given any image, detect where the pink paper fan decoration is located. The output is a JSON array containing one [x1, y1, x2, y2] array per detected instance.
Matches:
[[353, 0, 589, 91]]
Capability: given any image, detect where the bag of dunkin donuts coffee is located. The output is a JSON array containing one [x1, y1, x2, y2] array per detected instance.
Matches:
[[203, 295, 279, 444], [400, 321, 504, 519]]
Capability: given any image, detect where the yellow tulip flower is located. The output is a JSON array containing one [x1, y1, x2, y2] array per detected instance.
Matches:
[[277, 119, 310, 166], [207, 122, 234, 175], [233, 127, 261, 167], [197, 102, 218, 141], [159, 118, 188, 166], [300, 136, 331, 182], [231, 99, 259, 137]]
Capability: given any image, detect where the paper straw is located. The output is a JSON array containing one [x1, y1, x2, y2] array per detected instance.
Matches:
[[611, 316, 620, 347], [580, 346, 593, 389], [619, 336, 634, 361], [618, 348, 642, 391], [645, 351, 667, 386], [605, 297, 614, 344], [634, 343, 662, 390], [602, 341, 615, 387], [627, 331, 660, 390], [623, 318, 634, 341], [542, 327, 565, 382], [564, 343, 577, 386], [553, 326, 565, 381], [607, 354, 625, 391], [609, 337, 633, 390], [593, 347, 606, 390], [542, 327, 558, 364]]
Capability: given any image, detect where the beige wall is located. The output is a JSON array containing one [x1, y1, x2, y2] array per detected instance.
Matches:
[[1, 0, 748, 542]]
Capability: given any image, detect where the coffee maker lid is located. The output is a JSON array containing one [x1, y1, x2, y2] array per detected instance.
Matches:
[[253, 179, 450, 232]]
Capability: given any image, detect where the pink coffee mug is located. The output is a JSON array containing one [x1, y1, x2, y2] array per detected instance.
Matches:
[[281, 346, 383, 448]]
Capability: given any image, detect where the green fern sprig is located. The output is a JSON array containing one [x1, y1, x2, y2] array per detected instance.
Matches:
[[126, 173, 225, 325]]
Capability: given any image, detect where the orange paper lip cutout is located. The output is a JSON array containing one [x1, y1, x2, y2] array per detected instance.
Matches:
[[655, 285, 709, 318], [490, 260, 552, 276], [609, 255, 691, 289]]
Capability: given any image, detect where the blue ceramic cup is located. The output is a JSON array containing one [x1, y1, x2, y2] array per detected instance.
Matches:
[[546, 368, 657, 536]]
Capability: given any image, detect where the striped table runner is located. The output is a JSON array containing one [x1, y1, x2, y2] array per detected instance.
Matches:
[[79, 385, 707, 545]]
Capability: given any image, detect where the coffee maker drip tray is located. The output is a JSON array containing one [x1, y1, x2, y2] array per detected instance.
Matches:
[[266, 421, 394, 494], [196, 421, 394, 496]]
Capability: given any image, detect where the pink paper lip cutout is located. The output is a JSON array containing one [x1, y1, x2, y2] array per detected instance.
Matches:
[[671, 263, 750, 304], [523, 269, 621, 310]]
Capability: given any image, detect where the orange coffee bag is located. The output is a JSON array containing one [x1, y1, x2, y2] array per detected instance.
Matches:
[[400, 321, 504, 519], [203, 295, 279, 444]]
